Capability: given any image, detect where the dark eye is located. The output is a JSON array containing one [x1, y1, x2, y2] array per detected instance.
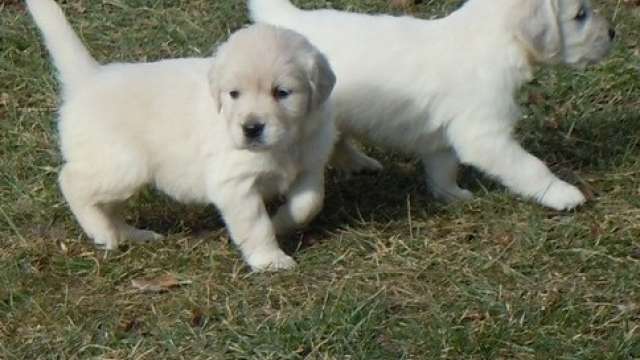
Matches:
[[575, 7, 587, 21], [229, 90, 240, 99], [273, 87, 291, 100]]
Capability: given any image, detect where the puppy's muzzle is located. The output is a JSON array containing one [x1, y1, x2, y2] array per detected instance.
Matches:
[[242, 120, 265, 141]]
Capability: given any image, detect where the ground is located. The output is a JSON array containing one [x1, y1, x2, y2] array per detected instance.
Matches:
[[1, 0, 640, 358]]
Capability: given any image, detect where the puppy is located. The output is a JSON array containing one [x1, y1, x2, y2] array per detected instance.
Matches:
[[27, 0, 336, 271], [250, 0, 615, 210]]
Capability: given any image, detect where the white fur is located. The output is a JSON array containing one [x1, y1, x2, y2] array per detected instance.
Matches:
[[27, 0, 337, 271], [250, 0, 614, 210]]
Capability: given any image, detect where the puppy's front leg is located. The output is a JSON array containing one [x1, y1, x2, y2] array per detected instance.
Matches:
[[213, 183, 296, 271], [272, 171, 325, 236], [452, 131, 585, 210]]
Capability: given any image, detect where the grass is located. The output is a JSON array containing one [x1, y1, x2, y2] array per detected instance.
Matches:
[[1, 0, 640, 358]]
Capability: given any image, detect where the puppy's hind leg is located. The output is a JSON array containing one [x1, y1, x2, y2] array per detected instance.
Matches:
[[59, 160, 151, 249], [330, 137, 383, 176], [107, 204, 165, 243], [59, 164, 124, 249], [422, 148, 473, 203]]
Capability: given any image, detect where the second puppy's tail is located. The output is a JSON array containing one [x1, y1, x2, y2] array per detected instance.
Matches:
[[26, 0, 98, 89], [248, 0, 300, 25]]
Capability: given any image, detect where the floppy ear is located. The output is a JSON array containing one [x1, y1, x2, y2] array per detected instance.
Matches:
[[305, 50, 336, 111], [515, 0, 562, 63], [207, 58, 223, 114]]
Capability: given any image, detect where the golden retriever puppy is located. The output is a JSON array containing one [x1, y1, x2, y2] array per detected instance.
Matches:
[[27, 0, 336, 271], [250, 0, 614, 210]]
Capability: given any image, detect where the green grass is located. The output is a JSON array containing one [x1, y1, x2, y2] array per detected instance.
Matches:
[[2, 0, 640, 358]]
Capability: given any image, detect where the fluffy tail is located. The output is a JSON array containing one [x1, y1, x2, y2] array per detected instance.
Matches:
[[26, 0, 98, 89], [248, 0, 299, 25]]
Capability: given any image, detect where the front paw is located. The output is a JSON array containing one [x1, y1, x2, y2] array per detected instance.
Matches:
[[93, 235, 119, 250], [537, 180, 586, 211], [246, 249, 297, 272]]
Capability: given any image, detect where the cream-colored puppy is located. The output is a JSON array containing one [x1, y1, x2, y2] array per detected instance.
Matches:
[[27, 0, 336, 271], [250, 0, 615, 210]]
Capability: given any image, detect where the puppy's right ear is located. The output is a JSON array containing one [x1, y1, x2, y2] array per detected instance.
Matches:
[[305, 50, 336, 111], [515, 0, 562, 63], [208, 59, 223, 114]]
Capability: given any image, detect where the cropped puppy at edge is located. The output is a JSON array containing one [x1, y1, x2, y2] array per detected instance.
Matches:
[[250, 0, 615, 210], [27, 0, 336, 271]]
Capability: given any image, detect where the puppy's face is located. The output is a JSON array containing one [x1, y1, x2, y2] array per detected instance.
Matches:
[[515, 0, 614, 67], [209, 25, 335, 151], [557, 0, 614, 66]]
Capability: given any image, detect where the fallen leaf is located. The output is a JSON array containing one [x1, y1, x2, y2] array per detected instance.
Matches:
[[191, 308, 205, 328], [300, 232, 318, 247], [118, 318, 142, 333], [1, 0, 26, 11], [527, 91, 546, 106], [131, 273, 192, 293], [389, 0, 423, 8], [578, 181, 596, 201], [459, 310, 486, 322], [495, 233, 514, 247], [389, 0, 413, 8], [590, 223, 604, 237]]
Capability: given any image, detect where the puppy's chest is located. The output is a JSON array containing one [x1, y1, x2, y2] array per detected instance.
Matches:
[[255, 155, 300, 199]]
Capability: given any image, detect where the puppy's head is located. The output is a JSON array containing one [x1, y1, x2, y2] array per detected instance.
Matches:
[[209, 24, 335, 151], [512, 0, 614, 67]]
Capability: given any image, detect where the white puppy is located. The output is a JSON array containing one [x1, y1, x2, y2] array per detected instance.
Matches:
[[27, 0, 336, 271], [250, 0, 615, 210]]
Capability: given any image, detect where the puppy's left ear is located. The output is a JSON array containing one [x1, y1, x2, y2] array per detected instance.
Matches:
[[305, 50, 336, 111], [208, 59, 223, 114], [515, 0, 562, 63]]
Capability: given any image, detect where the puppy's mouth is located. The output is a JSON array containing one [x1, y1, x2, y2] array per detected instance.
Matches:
[[238, 135, 277, 152], [244, 139, 270, 151], [568, 46, 612, 69]]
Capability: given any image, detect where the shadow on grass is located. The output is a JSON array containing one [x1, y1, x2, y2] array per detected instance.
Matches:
[[535, 109, 640, 171], [49, 108, 638, 257]]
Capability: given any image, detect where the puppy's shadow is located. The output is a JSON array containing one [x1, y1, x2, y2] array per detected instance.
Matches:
[[125, 190, 224, 239], [125, 105, 640, 255], [520, 109, 640, 172], [299, 104, 640, 251], [293, 153, 491, 252], [125, 155, 466, 255]]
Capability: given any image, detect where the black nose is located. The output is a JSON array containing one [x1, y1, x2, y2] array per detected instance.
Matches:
[[242, 121, 265, 140], [609, 28, 616, 40]]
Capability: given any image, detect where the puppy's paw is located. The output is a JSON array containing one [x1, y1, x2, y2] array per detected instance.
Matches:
[[538, 181, 586, 211], [247, 249, 296, 272], [353, 154, 384, 173], [94, 237, 118, 250], [433, 186, 474, 203], [129, 229, 165, 243]]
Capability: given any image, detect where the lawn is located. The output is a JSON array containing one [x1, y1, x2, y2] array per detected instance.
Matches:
[[1, 0, 640, 358]]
